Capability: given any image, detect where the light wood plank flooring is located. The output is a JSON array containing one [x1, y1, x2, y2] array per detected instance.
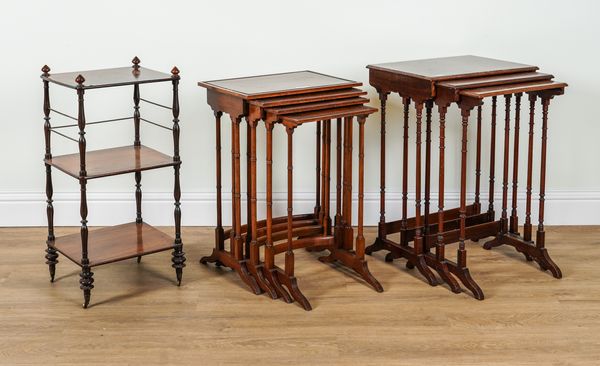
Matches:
[[1, 226, 599, 365]]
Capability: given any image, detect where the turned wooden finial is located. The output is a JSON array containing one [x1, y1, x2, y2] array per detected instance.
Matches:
[[132, 56, 141, 69], [42, 65, 51, 76], [171, 66, 180, 76], [75, 74, 86, 86]]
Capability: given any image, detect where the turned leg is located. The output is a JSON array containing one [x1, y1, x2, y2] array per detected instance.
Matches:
[[409, 101, 437, 286], [487, 96, 498, 219], [474, 105, 482, 213], [524, 95, 536, 243], [315, 120, 322, 217], [200, 111, 226, 266], [248, 118, 277, 298], [75, 80, 94, 308], [171, 77, 185, 285], [400, 97, 411, 248], [323, 120, 332, 234], [535, 96, 562, 278], [510, 94, 522, 234], [79, 179, 94, 308], [484, 95, 511, 249], [282, 125, 311, 310], [334, 118, 343, 239], [434, 104, 461, 293], [43, 76, 58, 281], [135, 171, 142, 263], [367, 91, 389, 255], [457, 107, 484, 300], [263, 123, 293, 303], [423, 100, 433, 250]]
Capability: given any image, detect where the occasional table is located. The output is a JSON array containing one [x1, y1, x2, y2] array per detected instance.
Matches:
[[198, 71, 382, 310], [365, 56, 566, 299], [41, 57, 185, 308]]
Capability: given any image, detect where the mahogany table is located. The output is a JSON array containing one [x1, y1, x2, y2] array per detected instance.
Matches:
[[198, 71, 382, 310], [41, 57, 185, 308], [365, 56, 566, 299]]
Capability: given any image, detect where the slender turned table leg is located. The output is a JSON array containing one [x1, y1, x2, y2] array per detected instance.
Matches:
[[323, 120, 332, 234], [248, 119, 277, 298], [335, 118, 342, 237], [510, 93, 522, 234], [433, 104, 461, 293], [485, 95, 512, 249], [342, 117, 353, 251], [400, 97, 411, 248], [263, 123, 293, 303], [75, 79, 94, 308], [524, 95, 536, 242], [42, 69, 58, 282], [367, 91, 389, 255], [171, 75, 185, 286], [200, 111, 229, 268], [423, 100, 433, 251], [535, 96, 562, 278], [315, 121, 322, 217], [407, 101, 437, 286], [474, 105, 482, 213], [320, 116, 383, 293], [488, 96, 498, 220], [245, 120, 251, 260], [133, 83, 143, 263], [279, 126, 311, 311], [457, 107, 484, 300]]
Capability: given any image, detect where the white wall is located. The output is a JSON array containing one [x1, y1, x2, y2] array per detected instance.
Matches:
[[1, 0, 599, 226]]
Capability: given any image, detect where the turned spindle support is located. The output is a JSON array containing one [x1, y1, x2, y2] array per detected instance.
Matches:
[[510, 93, 522, 234], [500, 94, 512, 235], [42, 65, 58, 282], [170, 67, 185, 286], [75, 74, 94, 308], [488, 96, 497, 219], [401, 97, 411, 246], [423, 100, 433, 244], [474, 105, 482, 212], [524, 94, 536, 242]]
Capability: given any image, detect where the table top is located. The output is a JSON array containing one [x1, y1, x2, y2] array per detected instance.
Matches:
[[367, 55, 538, 81], [198, 71, 361, 100], [42, 66, 174, 89]]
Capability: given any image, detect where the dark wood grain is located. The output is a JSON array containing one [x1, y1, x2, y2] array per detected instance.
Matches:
[[367, 55, 538, 81], [199, 71, 361, 100], [49, 222, 175, 267], [46, 145, 178, 179], [42, 66, 174, 89]]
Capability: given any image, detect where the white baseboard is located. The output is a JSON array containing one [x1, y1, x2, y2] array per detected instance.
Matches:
[[1, 190, 599, 227]]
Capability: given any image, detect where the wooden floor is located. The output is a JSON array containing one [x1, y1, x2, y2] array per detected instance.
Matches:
[[1, 226, 599, 365]]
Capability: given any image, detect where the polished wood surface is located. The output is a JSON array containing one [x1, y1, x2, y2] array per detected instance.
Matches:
[[281, 105, 378, 125], [199, 71, 361, 99], [1, 226, 599, 365], [50, 222, 175, 267], [367, 55, 538, 81], [250, 87, 367, 108], [42, 66, 174, 89], [46, 145, 178, 179], [459, 80, 568, 98]]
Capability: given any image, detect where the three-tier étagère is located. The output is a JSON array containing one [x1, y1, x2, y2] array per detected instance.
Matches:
[[41, 57, 185, 308]]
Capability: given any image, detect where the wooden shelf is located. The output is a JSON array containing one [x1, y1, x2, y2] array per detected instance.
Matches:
[[50, 222, 175, 267], [46, 145, 178, 179], [42, 66, 173, 90]]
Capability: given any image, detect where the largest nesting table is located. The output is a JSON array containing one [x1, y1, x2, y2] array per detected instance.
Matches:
[[365, 56, 566, 299], [198, 71, 382, 310]]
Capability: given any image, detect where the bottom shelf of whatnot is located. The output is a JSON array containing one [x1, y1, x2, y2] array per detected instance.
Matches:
[[49, 222, 175, 267]]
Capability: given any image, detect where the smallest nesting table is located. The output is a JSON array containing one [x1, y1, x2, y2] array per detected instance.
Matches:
[[198, 71, 381, 310]]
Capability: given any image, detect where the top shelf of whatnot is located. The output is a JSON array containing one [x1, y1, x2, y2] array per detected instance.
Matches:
[[41, 65, 177, 90]]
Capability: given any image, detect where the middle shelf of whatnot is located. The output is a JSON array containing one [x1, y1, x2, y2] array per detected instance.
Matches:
[[45, 145, 178, 179]]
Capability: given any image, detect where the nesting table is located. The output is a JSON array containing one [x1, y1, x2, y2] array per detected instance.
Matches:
[[198, 71, 382, 310], [365, 56, 566, 299]]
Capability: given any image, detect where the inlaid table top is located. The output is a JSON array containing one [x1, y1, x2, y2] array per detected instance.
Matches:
[[367, 55, 538, 81], [199, 71, 361, 100]]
